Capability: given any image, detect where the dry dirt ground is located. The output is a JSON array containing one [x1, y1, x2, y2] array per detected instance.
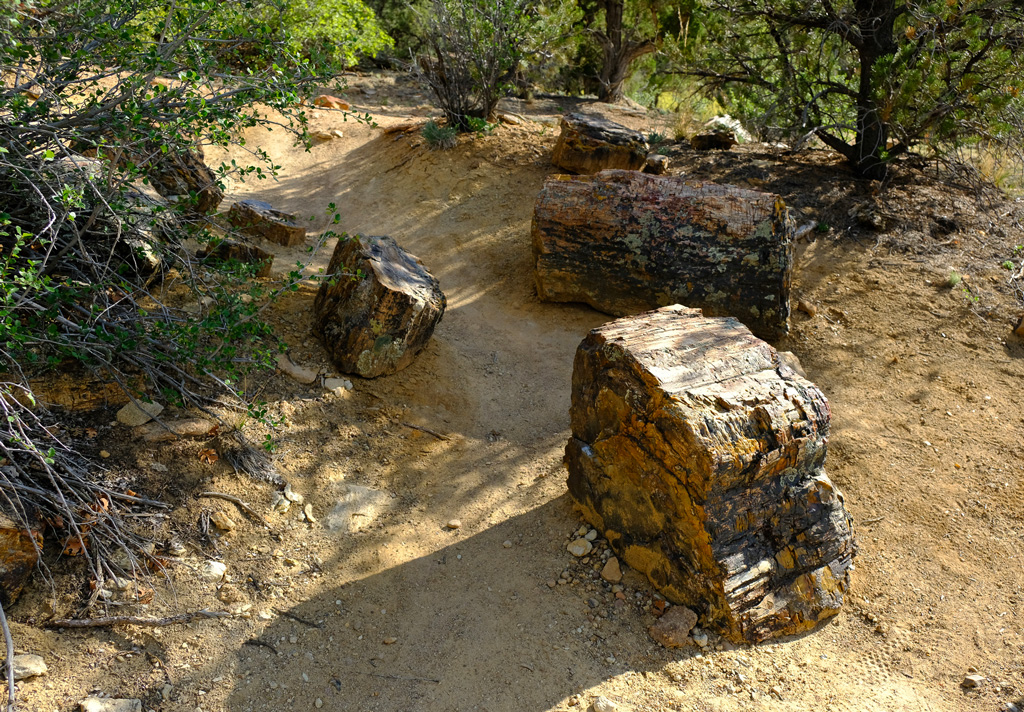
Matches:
[[9, 70, 1024, 712]]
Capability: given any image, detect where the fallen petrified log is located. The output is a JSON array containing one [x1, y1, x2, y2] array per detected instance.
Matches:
[[565, 305, 855, 643], [532, 170, 793, 339], [551, 113, 649, 174], [312, 235, 446, 378], [148, 148, 223, 214], [198, 238, 274, 277], [227, 200, 306, 247], [0, 513, 41, 606]]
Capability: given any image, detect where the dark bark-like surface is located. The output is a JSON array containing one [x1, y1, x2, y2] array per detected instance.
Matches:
[[532, 170, 793, 339], [227, 200, 306, 247], [0, 514, 40, 607], [148, 148, 224, 214], [312, 235, 446, 378], [551, 113, 649, 175], [565, 305, 856, 643], [198, 238, 274, 278]]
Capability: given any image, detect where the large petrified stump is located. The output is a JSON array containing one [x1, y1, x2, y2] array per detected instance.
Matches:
[[313, 235, 446, 378], [227, 200, 306, 247], [565, 305, 855, 643], [551, 113, 649, 174], [148, 148, 223, 214], [0, 514, 41, 606], [532, 170, 793, 339]]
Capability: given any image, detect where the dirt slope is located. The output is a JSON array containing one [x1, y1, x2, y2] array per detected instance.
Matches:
[[10, 72, 1024, 712]]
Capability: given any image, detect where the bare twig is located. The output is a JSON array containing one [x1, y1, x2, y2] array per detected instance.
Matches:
[[0, 598, 16, 712], [273, 608, 324, 629], [45, 610, 231, 628], [197, 491, 269, 527], [344, 669, 440, 684], [401, 422, 450, 441]]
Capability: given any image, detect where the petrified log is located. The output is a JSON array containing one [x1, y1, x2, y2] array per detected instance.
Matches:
[[532, 170, 793, 339], [148, 148, 223, 214], [312, 235, 446, 378], [0, 513, 41, 606], [227, 200, 306, 247], [643, 154, 670, 174], [198, 238, 274, 277], [691, 131, 738, 151], [551, 113, 649, 174], [565, 305, 855, 643]]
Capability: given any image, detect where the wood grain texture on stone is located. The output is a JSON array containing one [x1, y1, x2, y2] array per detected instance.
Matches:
[[0, 513, 41, 606], [532, 170, 793, 339], [565, 305, 855, 643], [312, 235, 446, 378], [148, 148, 223, 214], [551, 113, 649, 175], [227, 200, 306, 247], [198, 239, 273, 277]]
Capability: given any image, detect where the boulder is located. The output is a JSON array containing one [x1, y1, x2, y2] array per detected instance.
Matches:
[[532, 170, 793, 339], [565, 305, 855, 643], [648, 605, 698, 648], [551, 113, 648, 175], [227, 200, 306, 247], [148, 148, 223, 214], [198, 238, 273, 277], [312, 235, 446, 378], [643, 154, 670, 175], [0, 514, 41, 607]]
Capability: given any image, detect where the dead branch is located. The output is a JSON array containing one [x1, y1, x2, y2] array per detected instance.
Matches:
[[46, 609, 231, 628], [0, 597, 16, 712], [400, 422, 450, 441], [197, 491, 269, 527]]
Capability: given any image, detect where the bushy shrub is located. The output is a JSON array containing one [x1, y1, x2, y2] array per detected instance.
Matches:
[[421, 119, 459, 149]]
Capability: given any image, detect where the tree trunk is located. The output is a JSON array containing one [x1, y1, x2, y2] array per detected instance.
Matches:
[[851, 0, 898, 178], [596, 0, 656, 103]]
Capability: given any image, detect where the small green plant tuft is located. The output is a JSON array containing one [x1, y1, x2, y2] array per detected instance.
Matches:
[[947, 270, 962, 287], [646, 130, 668, 145], [421, 119, 458, 150], [1001, 260, 1015, 270]]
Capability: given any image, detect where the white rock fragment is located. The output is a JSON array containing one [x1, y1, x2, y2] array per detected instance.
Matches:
[[79, 698, 142, 712], [200, 560, 227, 581], [276, 354, 318, 384], [116, 400, 164, 426], [567, 538, 593, 557], [592, 696, 617, 712], [11, 654, 47, 680]]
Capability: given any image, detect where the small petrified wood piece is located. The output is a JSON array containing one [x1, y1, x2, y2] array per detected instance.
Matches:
[[0, 513, 41, 606], [532, 170, 792, 339], [313, 235, 446, 378], [551, 113, 649, 174], [198, 238, 274, 277], [148, 148, 223, 214], [566, 305, 855, 643], [227, 200, 306, 247], [691, 132, 738, 151]]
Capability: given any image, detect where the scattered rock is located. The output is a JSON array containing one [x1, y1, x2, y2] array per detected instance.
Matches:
[[323, 377, 353, 393], [600, 557, 622, 584], [643, 154, 670, 175], [532, 171, 794, 340], [312, 234, 446, 378], [551, 113, 649, 175], [200, 560, 227, 581], [79, 698, 142, 712], [796, 299, 818, 317], [446, 519, 462, 530], [11, 654, 47, 680], [648, 605, 698, 648], [135, 417, 216, 442], [216, 584, 244, 604], [690, 132, 737, 151], [503, 540, 513, 548], [283, 482, 305, 505], [591, 696, 617, 712], [584, 529, 598, 542], [567, 539, 593, 557], [116, 400, 164, 427], [777, 350, 808, 378], [227, 199, 306, 247], [323, 484, 390, 533], [272, 493, 290, 513], [99, 450, 111, 458], [197, 239, 274, 278], [1014, 314, 1024, 338], [565, 305, 855, 643], [303, 504, 317, 523], [690, 628, 709, 648], [962, 674, 985, 689], [312, 95, 350, 111], [382, 637, 397, 645], [276, 354, 318, 384], [209, 511, 236, 532]]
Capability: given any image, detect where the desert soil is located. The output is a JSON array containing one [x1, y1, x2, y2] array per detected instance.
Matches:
[[9, 70, 1024, 712]]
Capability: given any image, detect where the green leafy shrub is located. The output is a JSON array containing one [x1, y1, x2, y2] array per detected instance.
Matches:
[[421, 119, 459, 149]]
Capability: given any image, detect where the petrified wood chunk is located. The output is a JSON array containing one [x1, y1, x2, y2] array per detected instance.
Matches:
[[312, 235, 446, 378], [565, 305, 855, 643], [227, 199, 306, 247], [0, 513, 41, 606], [148, 148, 223, 214], [532, 170, 792, 339], [198, 238, 274, 277], [551, 113, 649, 174], [690, 132, 738, 151]]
